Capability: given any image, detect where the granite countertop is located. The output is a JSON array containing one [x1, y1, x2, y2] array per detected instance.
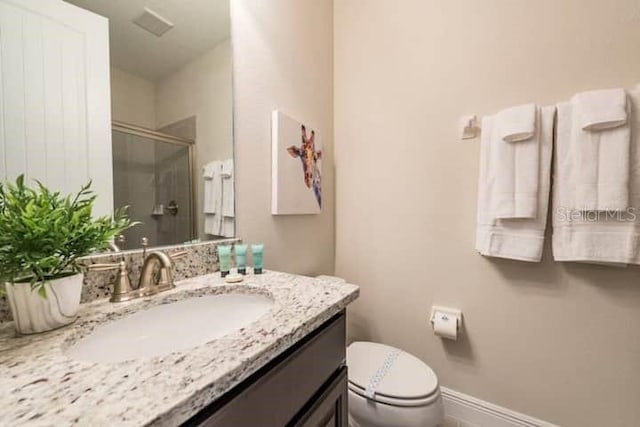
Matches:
[[0, 271, 359, 426]]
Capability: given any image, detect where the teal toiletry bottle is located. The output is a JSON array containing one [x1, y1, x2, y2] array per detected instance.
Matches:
[[235, 244, 248, 275], [251, 244, 264, 274], [218, 245, 232, 277]]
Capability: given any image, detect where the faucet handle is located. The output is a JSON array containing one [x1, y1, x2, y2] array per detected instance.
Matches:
[[87, 262, 121, 272], [169, 250, 188, 262], [141, 237, 149, 259], [109, 261, 136, 303], [87, 261, 136, 303]]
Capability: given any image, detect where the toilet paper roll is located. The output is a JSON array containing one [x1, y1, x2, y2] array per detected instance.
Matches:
[[433, 311, 457, 340]]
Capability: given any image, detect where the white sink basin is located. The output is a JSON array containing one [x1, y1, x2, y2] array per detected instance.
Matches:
[[66, 293, 274, 363]]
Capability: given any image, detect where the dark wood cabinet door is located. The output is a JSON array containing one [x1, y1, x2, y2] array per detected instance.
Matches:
[[186, 313, 346, 427], [292, 367, 348, 427]]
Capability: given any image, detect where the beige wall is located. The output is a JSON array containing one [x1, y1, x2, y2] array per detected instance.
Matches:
[[334, 1, 640, 426], [109, 67, 155, 129], [232, 0, 335, 275], [156, 40, 234, 238]]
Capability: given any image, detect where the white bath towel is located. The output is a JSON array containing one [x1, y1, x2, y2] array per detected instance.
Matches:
[[221, 159, 234, 217], [203, 162, 218, 214], [203, 161, 223, 235], [221, 217, 235, 238], [220, 159, 235, 238], [204, 215, 222, 236], [476, 105, 555, 262], [569, 89, 630, 211], [574, 88, 628, 131], [552, 90, 640, 265], [488, 104, 540, 219]]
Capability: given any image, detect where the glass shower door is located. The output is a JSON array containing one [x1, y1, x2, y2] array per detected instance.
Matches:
[[112, 127, 194, 248]]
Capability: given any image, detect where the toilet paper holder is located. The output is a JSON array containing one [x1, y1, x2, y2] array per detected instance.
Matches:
[[429, 306, 462, 332]]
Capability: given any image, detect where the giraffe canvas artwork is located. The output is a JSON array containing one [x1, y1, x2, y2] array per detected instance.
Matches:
[[271, 110, 322, 215]]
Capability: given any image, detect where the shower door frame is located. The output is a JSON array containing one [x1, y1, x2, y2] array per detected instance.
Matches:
[[112, 120, 198, 243]]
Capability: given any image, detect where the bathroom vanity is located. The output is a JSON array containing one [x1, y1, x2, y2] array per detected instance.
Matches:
[[0, 272, 358, 426], [189, 312, 348, 426]]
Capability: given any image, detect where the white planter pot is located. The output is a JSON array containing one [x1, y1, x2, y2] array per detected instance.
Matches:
[[5, 273, 83, 334]]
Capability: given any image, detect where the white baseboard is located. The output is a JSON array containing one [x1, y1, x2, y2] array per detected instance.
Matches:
[[441, 387, 558, 427]]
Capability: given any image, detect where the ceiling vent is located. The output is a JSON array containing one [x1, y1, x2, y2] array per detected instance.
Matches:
[[133, 8, 174, 37]]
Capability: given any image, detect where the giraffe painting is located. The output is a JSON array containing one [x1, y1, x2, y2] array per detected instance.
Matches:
[[286, 125, 322, 208], [271, 110, 322, 215]]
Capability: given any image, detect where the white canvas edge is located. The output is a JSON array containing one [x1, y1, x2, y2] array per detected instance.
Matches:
[[271, 109, 280, 215]]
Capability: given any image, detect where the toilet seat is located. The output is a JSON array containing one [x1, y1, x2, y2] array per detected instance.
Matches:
[[346, 341, 439, 407]]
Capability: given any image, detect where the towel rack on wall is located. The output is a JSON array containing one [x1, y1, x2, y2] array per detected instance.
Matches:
[[461, 82, 640, 141]]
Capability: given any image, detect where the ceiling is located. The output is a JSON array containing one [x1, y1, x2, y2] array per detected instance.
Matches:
[[65, 0, 230, 81]]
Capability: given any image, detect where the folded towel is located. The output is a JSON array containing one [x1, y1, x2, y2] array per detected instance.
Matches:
[[496, 103, 537, 142], [574, 88, 628, 131], [476, 105, 555, 262], [552, 90, 640, 265], [567, 90, 630, 211], [202, 163, 215, 179], [488, 104, 540, 219]]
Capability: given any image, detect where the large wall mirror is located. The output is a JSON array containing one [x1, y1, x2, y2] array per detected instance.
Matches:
[[0, 0, 233, 251]]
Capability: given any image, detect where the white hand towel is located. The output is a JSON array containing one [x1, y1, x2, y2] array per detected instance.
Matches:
[[202, 162, 215, 213], [574, 88, 628, 131], [489, 104, 540, 219], [203, 161, 223, 236], [221, 159, 234, 217], [203, 161, 220, 214], [476, 105, 555, 262], [568, 90, 630, 211], [204, 214, 222, 236], [552, 90, 640, 265], [222, 217, 235, 238], [496, 103, 537, 142]]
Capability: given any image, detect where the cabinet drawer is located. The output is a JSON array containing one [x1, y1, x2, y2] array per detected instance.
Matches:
[[187, 312, 346, 427]]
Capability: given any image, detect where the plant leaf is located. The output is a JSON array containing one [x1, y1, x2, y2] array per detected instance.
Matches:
[[0, 175, 136, 295]]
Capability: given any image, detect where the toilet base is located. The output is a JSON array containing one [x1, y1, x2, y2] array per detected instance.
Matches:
[[348, 389, 444, 427], [350, 416, 446, 427]]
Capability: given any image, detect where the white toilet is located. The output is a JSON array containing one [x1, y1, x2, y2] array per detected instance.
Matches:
[[346, 341, 444, 427]]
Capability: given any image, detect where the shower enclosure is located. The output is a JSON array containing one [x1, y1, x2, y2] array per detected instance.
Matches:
[[112, 121, 196, 248]]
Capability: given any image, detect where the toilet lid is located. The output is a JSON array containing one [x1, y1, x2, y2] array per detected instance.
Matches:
[[347, 341, 438, 400]]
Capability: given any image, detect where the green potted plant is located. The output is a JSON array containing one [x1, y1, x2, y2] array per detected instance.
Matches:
[[0, 175, 134, 334]]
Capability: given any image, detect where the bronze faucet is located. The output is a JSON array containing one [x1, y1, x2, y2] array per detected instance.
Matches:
[[87, 248, 187, 303], [137, 251, 175, 296]]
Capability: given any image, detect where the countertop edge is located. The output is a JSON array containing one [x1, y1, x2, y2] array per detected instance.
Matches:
[[152, 288, 358, 426]]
